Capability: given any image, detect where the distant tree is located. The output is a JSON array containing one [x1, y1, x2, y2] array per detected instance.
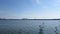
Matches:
[[11, 32, 13, 34], [27, 32, 30, 34], [54, 27, 58, 34], [38, 23, 44, 34], [19, 32, 21, 34]]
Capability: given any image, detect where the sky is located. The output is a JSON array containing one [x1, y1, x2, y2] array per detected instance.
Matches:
[[0, 0, 60, 19]]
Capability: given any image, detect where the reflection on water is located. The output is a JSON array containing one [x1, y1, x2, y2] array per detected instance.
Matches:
[[0, 20, 60, 34]]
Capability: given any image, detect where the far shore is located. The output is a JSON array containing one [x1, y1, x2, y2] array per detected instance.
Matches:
[[0, 18, 60, 20]]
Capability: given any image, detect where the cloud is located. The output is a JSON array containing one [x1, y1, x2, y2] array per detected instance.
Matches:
[[53, 0, 60, 7], [55, 0, 60, 3], [49, 0, 60, 4], [31, 0, 41, 5], [36, 0, 41, 4], [52, 0, 60, 10]]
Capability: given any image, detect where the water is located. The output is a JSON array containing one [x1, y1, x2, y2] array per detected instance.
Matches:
[[0, 20, 60, 34]]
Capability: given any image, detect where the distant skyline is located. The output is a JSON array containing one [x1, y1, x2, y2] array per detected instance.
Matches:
[[0, 0, 60, 19]]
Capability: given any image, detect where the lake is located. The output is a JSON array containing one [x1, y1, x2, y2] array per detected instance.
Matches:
[[0, 20, 60, 34]]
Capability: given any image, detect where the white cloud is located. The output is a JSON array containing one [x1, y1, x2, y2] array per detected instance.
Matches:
[[50, 0, 60, 10], [36, 0, 41, 4], [55, 0, 60, 3], [31, 0, 41, 5], [42, 6, 48, 9], [52, 0, 60, 3], [53, 0, 60, 7]]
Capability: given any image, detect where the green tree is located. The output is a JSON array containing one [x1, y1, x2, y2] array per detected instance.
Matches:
[[54, 27, 58, 34], [38, 23, 44, 34], [27, 32, 30, 34], [19, 32, 21, 34]]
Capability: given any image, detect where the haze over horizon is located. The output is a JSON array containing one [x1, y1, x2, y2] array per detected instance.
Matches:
[[0, 0, 60, 19]]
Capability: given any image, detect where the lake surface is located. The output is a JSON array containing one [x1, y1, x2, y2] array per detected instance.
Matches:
[[0, 20, 60, 34]]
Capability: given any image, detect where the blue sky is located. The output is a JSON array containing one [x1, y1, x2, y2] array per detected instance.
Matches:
[[0, 0, 60, 19]]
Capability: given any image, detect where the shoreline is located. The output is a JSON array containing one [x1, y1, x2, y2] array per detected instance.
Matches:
[[0, 19, 60, 20]]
